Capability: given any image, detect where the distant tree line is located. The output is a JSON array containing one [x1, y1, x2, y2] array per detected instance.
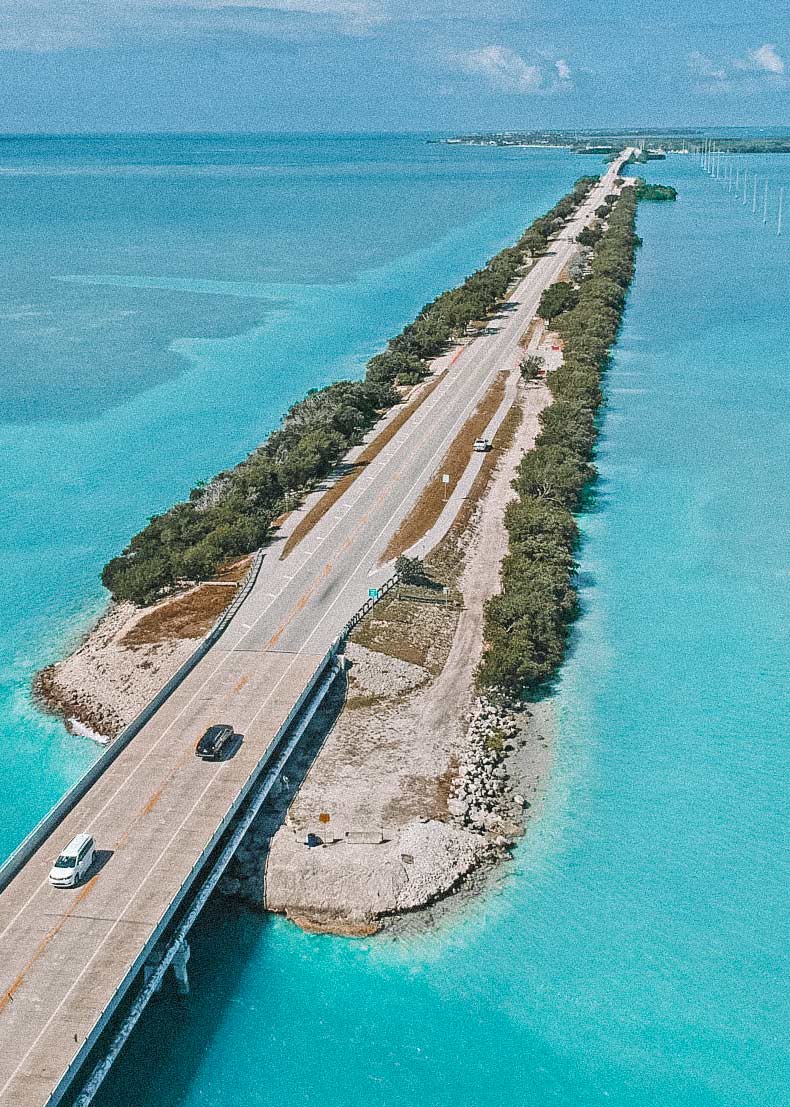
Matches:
[[633, 181, 678, 202], [478, 185, 644, 694], [102, 176, 599, 606]]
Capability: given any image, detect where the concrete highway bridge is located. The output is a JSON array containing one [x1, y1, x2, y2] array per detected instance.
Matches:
[[0, 153, 631, 1107]]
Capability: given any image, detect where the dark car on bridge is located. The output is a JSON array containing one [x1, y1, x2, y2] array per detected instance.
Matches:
[[195, 724, 235, 761]]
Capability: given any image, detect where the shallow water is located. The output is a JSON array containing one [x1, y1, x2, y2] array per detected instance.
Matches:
[[2, 139, 788, 1105]]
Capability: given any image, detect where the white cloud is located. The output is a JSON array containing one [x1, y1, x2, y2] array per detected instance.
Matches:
[[455, 45, 542, 92], [689, 42, 786, 91], [452, 44, 571, 94], [555, 57, 571, 81], [745, 43, 784, 75], [688, 50, 727, 83]]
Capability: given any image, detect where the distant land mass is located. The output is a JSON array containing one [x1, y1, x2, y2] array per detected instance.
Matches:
[[439, 129, 790, 155]]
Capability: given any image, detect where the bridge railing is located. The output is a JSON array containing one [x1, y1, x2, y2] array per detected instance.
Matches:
[[0, 550, 265, 895], [340, 571, 400, 638], [61, 572, 403, 1094], [60, 639, 344, 1107], [0, 558, 400, 895]]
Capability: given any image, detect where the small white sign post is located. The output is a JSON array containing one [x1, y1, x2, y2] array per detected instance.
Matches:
[[442, 473, 450, 501]]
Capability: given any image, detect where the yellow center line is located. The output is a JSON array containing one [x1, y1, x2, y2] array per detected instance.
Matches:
[[1, 878, 98, 1014]]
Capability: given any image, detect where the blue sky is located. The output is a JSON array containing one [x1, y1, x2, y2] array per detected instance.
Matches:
[[0, 0, 787, 132]]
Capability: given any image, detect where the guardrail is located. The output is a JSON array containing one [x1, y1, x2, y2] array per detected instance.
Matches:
[[0, 550, 265, 895], [341, 571, 400, 637], [59, 568, 410, 1104], [55, 640, 342, 1107], [1, 557, 403, 896], [70, 652, 344, 1107]]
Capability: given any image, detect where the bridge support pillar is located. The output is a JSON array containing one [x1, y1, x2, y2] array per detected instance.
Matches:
[[171, 939, 191, 995], [143, 956, 164, 994], [143, 938, 191, 995]]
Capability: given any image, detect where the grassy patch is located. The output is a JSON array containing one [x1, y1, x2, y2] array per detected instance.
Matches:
[[351, 596, 458, 674], [280, 370, 449, 560], [122, 586, 233, 645], [484, 730, 506, 754], [380, 371, 508, 564], [349, 395, 524, 673], [426, 396, 524, 584], [519, 317, 543, 349], [212, 555, 253, 583], [121, 555, 252, 645]]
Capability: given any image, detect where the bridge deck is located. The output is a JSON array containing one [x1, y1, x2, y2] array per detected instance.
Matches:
[[0, 648, 324, 1106]]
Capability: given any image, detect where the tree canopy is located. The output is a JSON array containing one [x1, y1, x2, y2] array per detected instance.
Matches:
[[479, 185, 642, 695], [537, 281, 579, 324]]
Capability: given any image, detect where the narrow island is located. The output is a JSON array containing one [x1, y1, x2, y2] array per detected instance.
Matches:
[[36, 169, 676, 933]]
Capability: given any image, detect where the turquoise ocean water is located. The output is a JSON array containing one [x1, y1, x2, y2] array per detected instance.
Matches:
[[1, 138, 787, 1105]]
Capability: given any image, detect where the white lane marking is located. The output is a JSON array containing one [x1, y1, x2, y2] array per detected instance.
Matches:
[[277, 213, 582, 565], [0, 307, 492, 946], [240, 365, 511, 738], [0, 565, 297, 944]]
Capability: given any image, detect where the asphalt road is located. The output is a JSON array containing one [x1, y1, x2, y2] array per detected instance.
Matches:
[[0, 153, 629, 1107]]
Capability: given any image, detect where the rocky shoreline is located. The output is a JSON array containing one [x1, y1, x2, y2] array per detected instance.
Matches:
[[448, 697, 533, 837], [33, 601, 201, 742], [216, 660, 554, 936], [216, 374, 557, 934]]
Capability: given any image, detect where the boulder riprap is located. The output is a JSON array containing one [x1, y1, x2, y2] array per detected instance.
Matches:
[[446, 696, 524, 840]]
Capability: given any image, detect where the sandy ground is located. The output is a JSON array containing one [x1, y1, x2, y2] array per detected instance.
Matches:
[[248, 375, 556, 933], [29, 348, 467, 745], [33, 315, 561, 752], [34, 601, 202, 742]]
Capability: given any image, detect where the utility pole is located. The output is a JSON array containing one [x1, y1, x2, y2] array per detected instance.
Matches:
[[763, 178, 768, 224], [778, 187, 784, 236], [752, 176, 757, 215]]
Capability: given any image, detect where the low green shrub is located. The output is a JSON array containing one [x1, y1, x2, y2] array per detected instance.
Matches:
[[479, 185, 646, 695]]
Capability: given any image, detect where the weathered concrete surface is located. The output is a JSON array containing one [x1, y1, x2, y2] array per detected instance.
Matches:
[[0, 648, 325, 1107]]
